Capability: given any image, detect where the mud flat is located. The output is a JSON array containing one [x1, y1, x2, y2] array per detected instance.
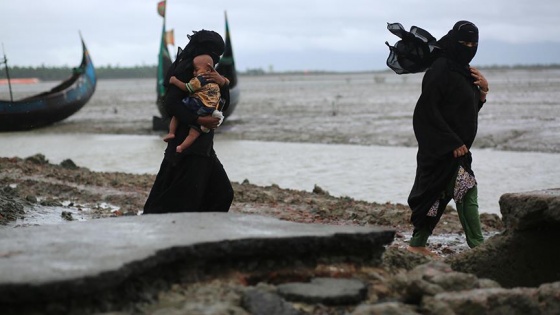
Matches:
[[1, 155, 559, 314]]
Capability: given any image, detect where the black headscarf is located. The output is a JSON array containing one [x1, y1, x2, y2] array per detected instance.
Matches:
[[182, 30, 225, 66], [437, 21, 479, 67], [163, 30, 225, 88]]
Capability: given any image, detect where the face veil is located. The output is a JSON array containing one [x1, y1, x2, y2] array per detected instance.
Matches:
[[437, 21, 479, 66]]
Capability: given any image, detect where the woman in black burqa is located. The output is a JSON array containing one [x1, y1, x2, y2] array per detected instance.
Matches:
[[143, 30, 234, 214], [406, 21, 489, 256]]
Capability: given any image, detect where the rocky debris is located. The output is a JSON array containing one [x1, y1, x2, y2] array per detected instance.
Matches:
[[24, 153, 49, 165], [390, 262, 501, 305], [449, 189, 560, 287], [61, 211, 73, 221], [0, 187, 26, 225], [382, 246, 431, 272], [135, 260, 559, 315], [242, 288, 303, 315], [422, 282, 560, 315], [60, 159, 78, 169], [351, 302, 420, 315], [40, 198, 63, 207], [276, 278, 367, 305]]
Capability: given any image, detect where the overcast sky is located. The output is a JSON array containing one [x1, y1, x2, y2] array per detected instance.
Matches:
[[1, 0, 560, 72]]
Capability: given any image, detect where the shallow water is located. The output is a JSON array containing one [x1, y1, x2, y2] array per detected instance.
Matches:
[[0, 133, 558, 216], [3, 70, 560, 152], [1, 70, 559, 216]]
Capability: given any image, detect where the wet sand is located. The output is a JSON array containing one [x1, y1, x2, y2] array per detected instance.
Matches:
[[10, 69, 559, 153]]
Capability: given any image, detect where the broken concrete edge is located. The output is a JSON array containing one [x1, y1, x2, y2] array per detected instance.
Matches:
[[499, 188, 560, 231], [450, 188, 560, 288], [0, 213, 395, 284], [0, 229, 395, 310]]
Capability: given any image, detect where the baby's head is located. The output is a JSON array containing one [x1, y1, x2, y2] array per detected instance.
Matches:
[[193, 54, 214, 76]]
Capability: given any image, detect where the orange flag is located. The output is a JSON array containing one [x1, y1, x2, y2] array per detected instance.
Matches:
[[165, 29, 175, 46], [157, 0, 166, 17]]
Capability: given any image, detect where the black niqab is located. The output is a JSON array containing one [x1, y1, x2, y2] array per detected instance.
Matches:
[[437, 21, 478, 68]]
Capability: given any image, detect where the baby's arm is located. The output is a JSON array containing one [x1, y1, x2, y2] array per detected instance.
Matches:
[[170, 75, 205, 94], [169, 76, 188, 92]]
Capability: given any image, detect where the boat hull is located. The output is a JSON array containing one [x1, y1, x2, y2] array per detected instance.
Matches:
[[0, 38, 96, 131]]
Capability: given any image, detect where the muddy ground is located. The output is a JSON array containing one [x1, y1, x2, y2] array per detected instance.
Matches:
[[0, 154, 502, 254], [0, 154, 507, 314]]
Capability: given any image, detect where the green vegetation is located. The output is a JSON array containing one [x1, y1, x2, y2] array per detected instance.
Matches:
[[0, 65, 158, 81]]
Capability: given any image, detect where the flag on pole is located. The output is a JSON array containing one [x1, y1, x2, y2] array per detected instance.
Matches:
[[157, 0, 166, 17], [158, 23, 171, 97], [165, 29, 175, 46]]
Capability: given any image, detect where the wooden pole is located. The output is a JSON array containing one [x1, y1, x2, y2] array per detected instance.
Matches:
[[1, 43, 14, 102]]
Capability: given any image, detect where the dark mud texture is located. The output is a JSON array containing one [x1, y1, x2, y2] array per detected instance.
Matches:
[[1, 155, 559, 314]]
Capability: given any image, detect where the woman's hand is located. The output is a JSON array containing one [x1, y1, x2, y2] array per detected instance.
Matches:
[[201, 65, 227, 87], [453, 145, 469, 158], [197, 115, 221, 130], [470, 67, 489, 101]]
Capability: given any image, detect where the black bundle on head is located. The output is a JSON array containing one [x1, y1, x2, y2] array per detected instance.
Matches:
[[183, 30, 225, 65], [384, 22, 440, 74]]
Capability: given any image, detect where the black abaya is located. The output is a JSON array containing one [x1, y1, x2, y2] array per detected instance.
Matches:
[[143, 153, 233, 213], [408, 57, 483, 230], [143, 30, 233, 214]]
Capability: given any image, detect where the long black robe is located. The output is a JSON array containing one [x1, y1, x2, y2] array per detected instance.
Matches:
[[408, 57, 484, 231], [143, 44, 233, 214]]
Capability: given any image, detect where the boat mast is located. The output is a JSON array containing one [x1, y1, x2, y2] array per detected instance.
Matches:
[[1, 43, 14, 102]]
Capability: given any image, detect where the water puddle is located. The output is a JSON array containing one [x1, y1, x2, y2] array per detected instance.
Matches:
[[6, 201, 121, 228]]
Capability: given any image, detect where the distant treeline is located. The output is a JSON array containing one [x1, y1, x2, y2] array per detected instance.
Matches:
[[0, 65, 158, 81], [2, 64, 560, 81]]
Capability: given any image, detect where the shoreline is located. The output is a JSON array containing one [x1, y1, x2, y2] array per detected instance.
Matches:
[[0, 154, 503, 257], [2, 133, 558, 217]]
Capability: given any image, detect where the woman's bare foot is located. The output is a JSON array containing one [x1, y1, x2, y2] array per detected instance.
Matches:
[[163, 133, 175, 142], [407, 246, 439, 258]]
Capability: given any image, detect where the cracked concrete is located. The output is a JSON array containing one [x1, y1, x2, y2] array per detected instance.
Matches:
[[0, 212, 394, 312]]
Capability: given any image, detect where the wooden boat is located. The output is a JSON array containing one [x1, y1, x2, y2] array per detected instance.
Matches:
[[153, 11, 240, 130], [0, 36, 96, 131]]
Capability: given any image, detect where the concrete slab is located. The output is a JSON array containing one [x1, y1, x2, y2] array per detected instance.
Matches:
[[0, 213, 394, 307], [499, 188, 560, 231], [451, 188, 560, 287]]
